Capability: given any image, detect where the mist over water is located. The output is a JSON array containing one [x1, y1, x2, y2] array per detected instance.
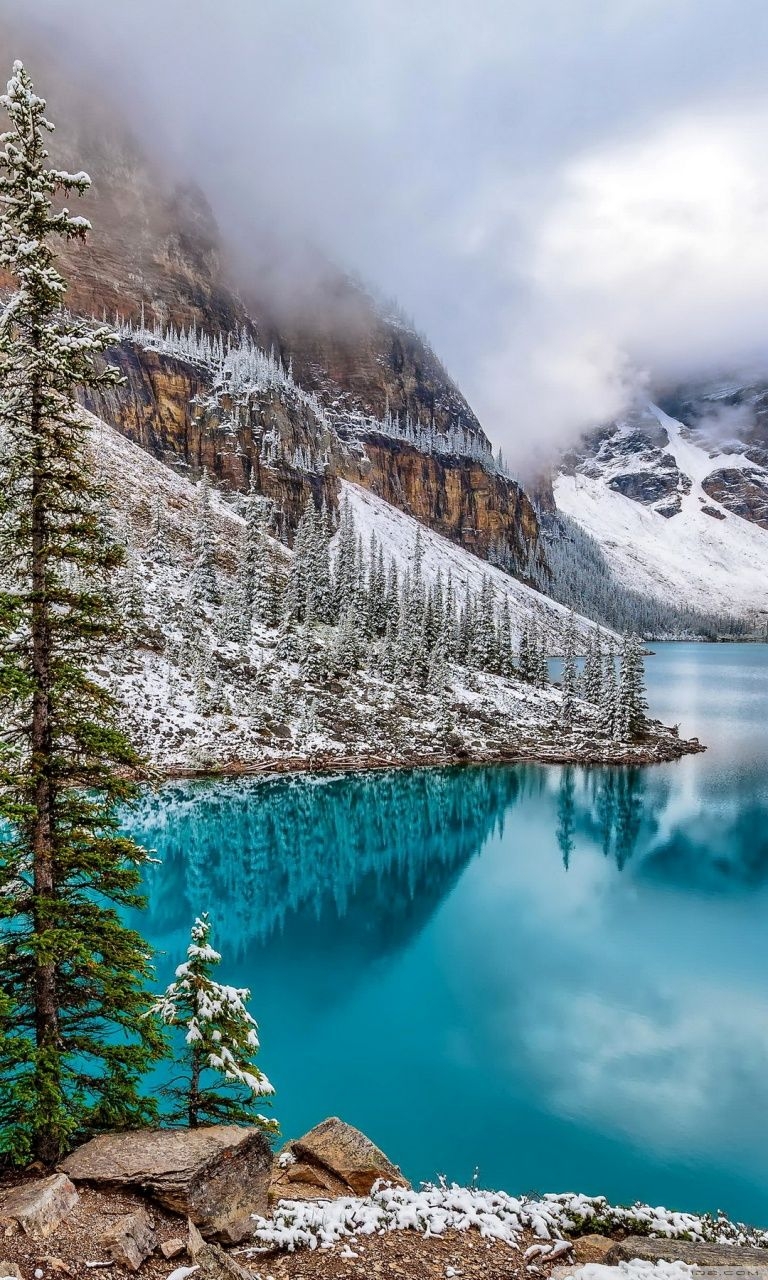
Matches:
[[126, 644, 768, 1224]]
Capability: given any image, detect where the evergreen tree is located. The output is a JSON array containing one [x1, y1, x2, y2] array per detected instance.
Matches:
[[149, 915, 276, 1130], [618, 633, 649, 739], [599, 651, 618, 738], [426, 628, 449, 696], [582, 625, 603, 704], [308, 497, 333, 624], [518, 623, 533, 682], [189, 470, 220, 608], [531, 622, 550, 688], [471, 577, 497, 671], [236, 477, 267, 637], [284, 496, 316, 623], [0, 62, 162, 1164], [560, 611, 577, 729], [332, 494, 359, 619], [498, 598, 514, 678]]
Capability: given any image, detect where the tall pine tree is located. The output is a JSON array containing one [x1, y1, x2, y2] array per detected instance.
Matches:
[[0, 62, 162, 1164]]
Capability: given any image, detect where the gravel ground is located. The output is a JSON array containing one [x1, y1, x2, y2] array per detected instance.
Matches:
[[0, 1183, 570, 1280]]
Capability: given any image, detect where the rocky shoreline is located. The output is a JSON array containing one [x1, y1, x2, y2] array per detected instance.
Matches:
[[140, 721, 705, 783], [0, 1118, 763, 1280]]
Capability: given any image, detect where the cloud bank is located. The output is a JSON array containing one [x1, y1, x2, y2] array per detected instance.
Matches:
[[3, 0, 768, 459]]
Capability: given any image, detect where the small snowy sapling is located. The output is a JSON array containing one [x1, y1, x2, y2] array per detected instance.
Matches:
[[150, 914, 277, 1131]]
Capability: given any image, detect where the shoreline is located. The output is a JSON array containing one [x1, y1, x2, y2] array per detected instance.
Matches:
[[137, 724, 705, 784]]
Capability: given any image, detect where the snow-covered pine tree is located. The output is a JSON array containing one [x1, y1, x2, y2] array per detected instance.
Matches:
[[443, 571, 457, 659], [332, 493, 358, 619], [518, 623, 533, 682], [189, 470, 220, 608], [235, 476, 267, 638], [530, 620, 549, 688], [599, 651, 618, 738], [308, 497, 333, 624], [149, 914, 276, 1130], [427, 626, 449, 696], [560, 611, 577, 729], [284, 496, 316, 623], [457, 589, 475, 666], [498, 597, 514, 678], [384, 559, 400, 634], [331, 602, 361, 672], [471, 576, 497, 672], [0, 62, 163, 1163], [618, 633, 649, 739], [582, 625, 603, 704]]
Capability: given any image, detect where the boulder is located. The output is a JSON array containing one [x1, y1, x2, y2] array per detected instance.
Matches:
[[570, 1235, 616, 1264], [606, 1238, 768, 1270], [100, 1207, 156, 1272], [0, 1174, 79, 1239], [187, 1220, 254, 1280], [61, 1126, 273, 1242], [159, 1238, 187, 1260], [270, 1117, 409, 1204], [0, 1263, 22, 1279], [269, 1152, 350, 1205]]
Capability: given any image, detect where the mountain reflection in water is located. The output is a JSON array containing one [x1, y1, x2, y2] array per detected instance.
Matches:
[[124, 644, 768, 1226]]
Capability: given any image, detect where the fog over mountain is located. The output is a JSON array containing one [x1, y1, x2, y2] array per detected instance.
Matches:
[[3, 0, 768, 461]]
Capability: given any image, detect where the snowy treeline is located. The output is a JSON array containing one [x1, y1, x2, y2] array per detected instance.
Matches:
[[91, 414, 683, 771], [115, 316, 333, 475], [115, 318, 509, 478], [152, 478, 647, 741], [329, 404, 510, 476], [536, 511, 750, 638]]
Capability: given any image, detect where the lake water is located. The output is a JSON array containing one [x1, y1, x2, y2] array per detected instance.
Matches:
[[126, 643, 768, 1225]]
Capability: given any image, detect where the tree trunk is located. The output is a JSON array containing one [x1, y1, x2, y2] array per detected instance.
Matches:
[[188, 1056, 201, 1128], [29, 372, 60, 1165]]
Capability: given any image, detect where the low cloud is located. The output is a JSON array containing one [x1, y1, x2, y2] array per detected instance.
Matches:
[[3, 0, 768, 460]]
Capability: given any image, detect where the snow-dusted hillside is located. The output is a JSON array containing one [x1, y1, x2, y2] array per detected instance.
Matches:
[[84, 413, 690, 773], [554, 405, 768, 622], [340, 481, 598, 647]]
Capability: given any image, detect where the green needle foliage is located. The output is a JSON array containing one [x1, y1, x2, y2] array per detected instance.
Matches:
[[0, 61, 163, 1166], [150, 914, 277, 1132]]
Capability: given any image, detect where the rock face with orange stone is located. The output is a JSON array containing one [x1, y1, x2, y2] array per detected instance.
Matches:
[[269, 1116, 410, 1205]]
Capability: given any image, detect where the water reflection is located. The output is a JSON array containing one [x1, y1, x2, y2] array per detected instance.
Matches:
[[125, 645, 768, 1222], [128, 767, 522, 957]]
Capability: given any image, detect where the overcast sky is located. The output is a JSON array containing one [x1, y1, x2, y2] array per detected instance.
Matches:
[[4, 0, 768, 458]]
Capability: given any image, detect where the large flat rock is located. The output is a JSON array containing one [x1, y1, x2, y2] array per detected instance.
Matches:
[[606, 1238, 768, 1269], [61, 1126, 272, 1241]]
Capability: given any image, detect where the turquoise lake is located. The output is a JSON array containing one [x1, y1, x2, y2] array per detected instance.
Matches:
[[126, 643, 768, 1224]]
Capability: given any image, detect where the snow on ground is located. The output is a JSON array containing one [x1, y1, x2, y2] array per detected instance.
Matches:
[[86, 414, 634, 774], [554, 407, 768, 620], [563, 1265, 693, 1280], [248, 1185, 768, 1255], [341, 481, 603, 648]]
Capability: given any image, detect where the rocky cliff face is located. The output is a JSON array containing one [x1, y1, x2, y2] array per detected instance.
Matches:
[[40, 77, 540, 572], [84, 333, 540, 569]]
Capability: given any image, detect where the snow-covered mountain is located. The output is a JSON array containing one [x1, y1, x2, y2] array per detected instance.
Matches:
[[552, 403, 768, 625]]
